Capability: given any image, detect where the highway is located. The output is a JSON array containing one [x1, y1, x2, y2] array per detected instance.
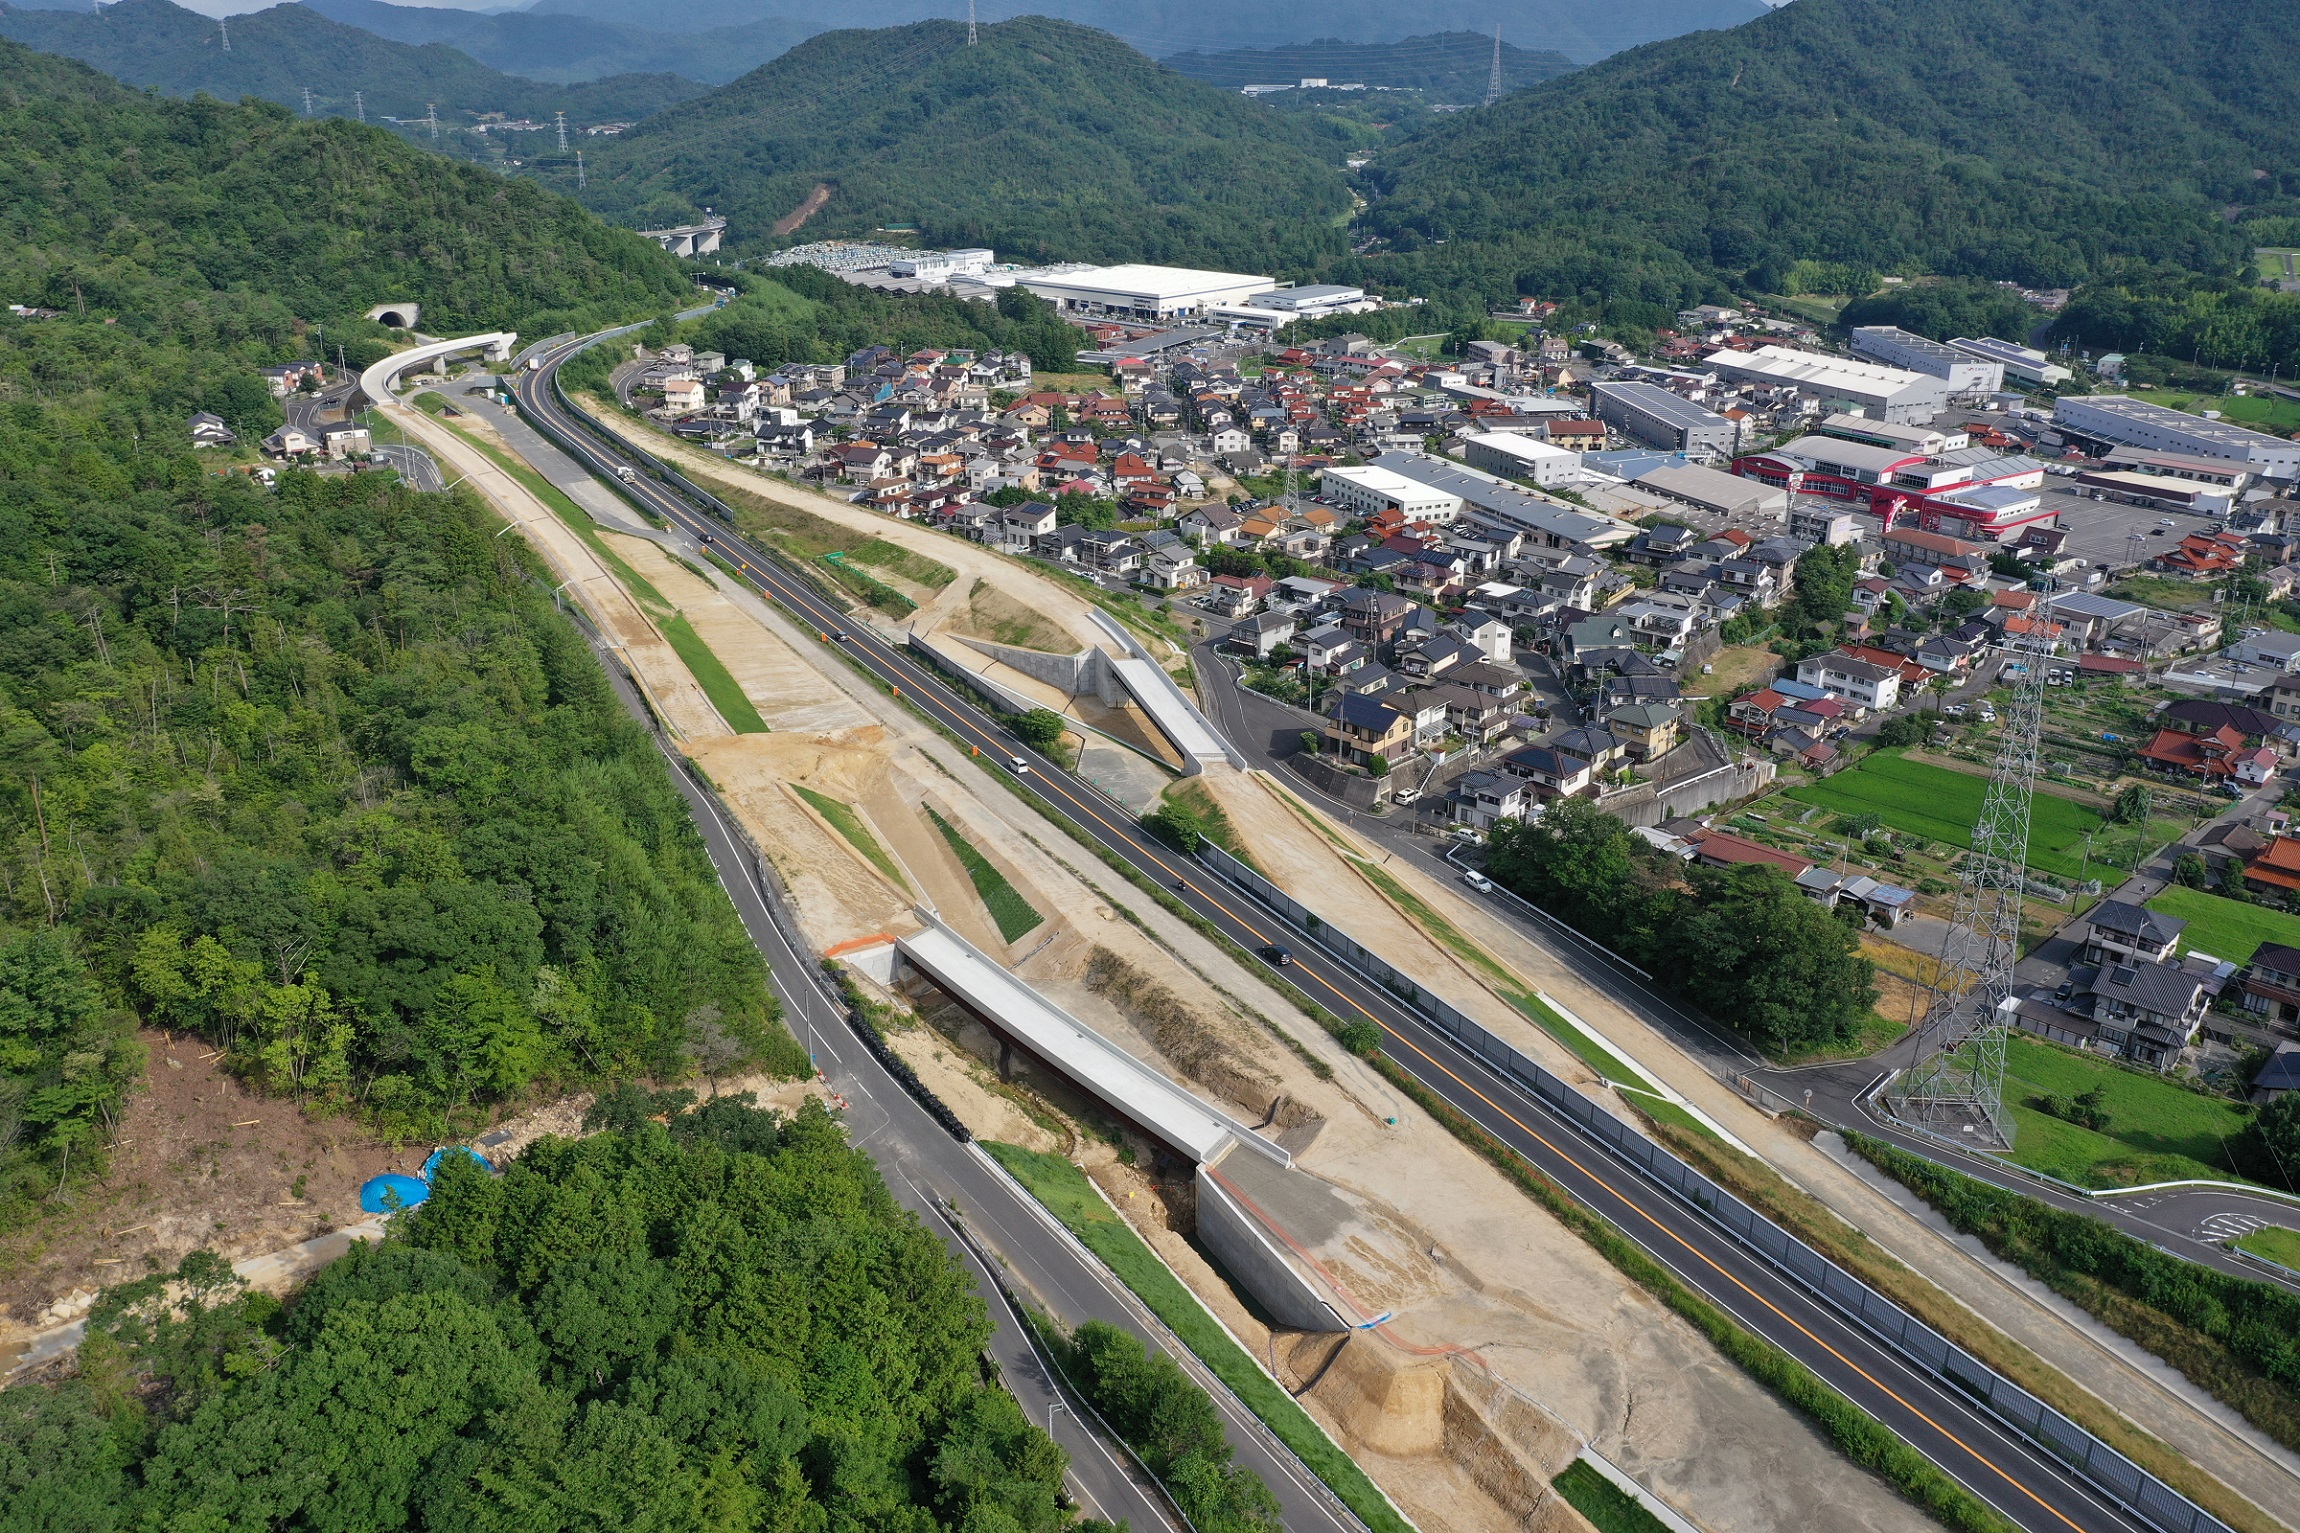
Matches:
[[509, 330, 2178, 1533]]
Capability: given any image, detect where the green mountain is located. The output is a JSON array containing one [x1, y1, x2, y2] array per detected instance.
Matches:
[[1163, 32, 1575, 101], [304, 0, 820, 87], [1356, 0, 2297, 318], [0, 33, 688, 381], [564, 16, 1357, 272], [0, 0, 703, 134]]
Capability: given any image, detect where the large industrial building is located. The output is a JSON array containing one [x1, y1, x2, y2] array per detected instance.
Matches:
[[1014, 264, 1277, 321], [1733, 435, 2053, 540], [1947, 336, 2071, 387], [1633, 463, 1786, 521], [1317, 464, 1462, 524], [1587, 381, 1737, 458], [1462, 431, 1581, 487], [1370, 452, 1638, 553], [2052, 395, 2300, 478], [1849, 327, 2004, 394], [1703, 344, 1950, 423]]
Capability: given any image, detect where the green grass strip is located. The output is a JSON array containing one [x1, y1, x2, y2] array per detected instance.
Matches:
[[1365, 1057, 2017, 1533], [848, 536, 957, 588], [791, 784, 907, 891], [1551, 1459, 1672, 1533], [924, 805, 1044, 942], [2234, 1224, 2300, 1270], [658, 612, 768, 733], [980, 1142, 1412, 1533]]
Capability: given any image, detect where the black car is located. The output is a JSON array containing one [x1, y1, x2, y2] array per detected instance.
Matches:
[[1260, 944, 1292, 967], [833, 630, 851, 641]]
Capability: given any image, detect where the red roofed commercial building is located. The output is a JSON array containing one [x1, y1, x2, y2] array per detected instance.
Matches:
[[1732, 434, 2053, 540]]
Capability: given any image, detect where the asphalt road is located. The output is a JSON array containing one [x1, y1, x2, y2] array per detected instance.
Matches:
[[498, 342, 1359, 1533], [371, 442, 443, 492], [511, 330, 2184, 1533]]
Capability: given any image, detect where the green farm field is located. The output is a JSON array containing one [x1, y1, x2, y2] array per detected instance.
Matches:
[[2001, 1037, 2251, 1188], [2145, 885, 2300, 966], [1783, 751, 2110, 879]]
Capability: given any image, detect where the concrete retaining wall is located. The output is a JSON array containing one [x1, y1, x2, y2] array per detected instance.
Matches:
[[1288, 753, 1385, 809], [1195, 1163, 1348, 1332]]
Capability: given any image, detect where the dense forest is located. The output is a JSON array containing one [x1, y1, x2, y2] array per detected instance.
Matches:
[[0, 38, 692, 337], [1161, 32, 1574, 101], [1353, 0, 2296, 319], [0, 47, 784, 1222], [0, 1095, 1108, 1532], [1837, 280, 2040, 347], [0, 0, 703, 134], [305, 0, 815, 87], [2053, 259, 2300, 377], [561, 17, 1358, 273], [643, 267, 1084, 380], [1485, 799, 1877, 1056]]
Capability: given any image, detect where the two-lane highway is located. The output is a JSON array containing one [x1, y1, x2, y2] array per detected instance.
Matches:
[[510, 331, 2182, 1533]]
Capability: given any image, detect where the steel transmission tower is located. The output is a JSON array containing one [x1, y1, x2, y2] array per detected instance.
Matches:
[[555, 111, 568, 151], [1886, 624, 2053, 1150], [218, 15, 230, 50], [427, 103, 439, 139], [354, 90, 365, 123], [967, 0, 977, 44], [576, 149, 586, 190], [1484, 23, 1502, 107], [301, 87, 314, 116]]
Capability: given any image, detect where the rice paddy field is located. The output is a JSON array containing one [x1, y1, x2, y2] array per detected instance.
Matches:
[[1784, 751, 2116, 880]]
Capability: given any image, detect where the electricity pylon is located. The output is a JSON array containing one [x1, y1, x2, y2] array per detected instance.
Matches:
[[968, 0, 978, 44], [1885, 623, 2053, 1150], [1484, 23, 1502, 107], [555, 111, 568, 151], [354, 90, 365, 123]]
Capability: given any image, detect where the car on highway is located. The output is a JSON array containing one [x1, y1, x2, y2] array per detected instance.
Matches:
[[1005, 755, 1031, 775], [615, 465, 638, 483], [1259, 944, 1292, 967], [1462, 871, 1493, 893], [833, 630, 851, 641]]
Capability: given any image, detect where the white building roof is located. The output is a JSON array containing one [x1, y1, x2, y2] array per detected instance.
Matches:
[[1021, 264, 1275, 304]]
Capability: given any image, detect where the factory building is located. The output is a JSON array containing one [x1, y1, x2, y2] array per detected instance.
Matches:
[[2052, 395, 2300, 478], [1947, 336, 2072, 387], [1015, 264, 1277, 322], [1849, 326, 2004, 394], [1703, 344, 1950, 423], [1318, 465, 1462, 524], [1462, 431, 1581, 487], [1587, 381, 1737, 458]]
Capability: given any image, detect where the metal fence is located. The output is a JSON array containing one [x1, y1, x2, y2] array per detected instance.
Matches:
[[1192, 842, 2233, 1533]]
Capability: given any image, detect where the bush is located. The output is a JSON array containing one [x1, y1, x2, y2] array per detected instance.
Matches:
[[1299, 730, 1321, 756], [1011, 707, 1069, 752], [2034, 1086, 2111, 1132], [2173, 853, 2209, 889], [1367, 754, 1390, 779], [1142, 803, 1204, 855], [1336, 1021, 1383, 1057], [1873, 714, 1931, 748]]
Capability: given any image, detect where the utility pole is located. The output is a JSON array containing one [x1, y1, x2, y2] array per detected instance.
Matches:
[[1484, 22, 1502, 107], [968, 0, 977, 44], [218, 14, 230, 51], [354, 90, 365, 123], [555, 110, 568, 152]]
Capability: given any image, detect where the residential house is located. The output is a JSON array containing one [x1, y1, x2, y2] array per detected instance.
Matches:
[[1337, 588, 1418, 646], [189, 412, 237, 449], [1433, 684, 1512, 745], [1501, 742, 1596, 799], [2135, 724, 2264, 784], [2239, 943, 2300, 1032], [1684, 830, 1814, 878], [1324, 691, 1415, 767], [1138, 531, 1206, 591], [2066, 958, 2211, 1070], [261, 426, 319, 458], [2243, 836, 2300, 898], [1450, 770, 1530, 828], [1606, 702, 1680, 762], [2078, 902, 2185, 967], [1795, 651, 1902, 713], [1177, 504, 1244, 547], [1205, 574, 1274, 617]]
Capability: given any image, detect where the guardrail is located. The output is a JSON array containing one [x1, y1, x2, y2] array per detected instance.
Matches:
[[1191, 840, 2235, 1533]]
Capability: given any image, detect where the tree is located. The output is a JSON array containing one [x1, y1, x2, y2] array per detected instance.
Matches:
[[1366, 754, 1390, 778], [1675, 864, 1878, 1055], [1011, 708, 1068, 753], [2173, 853, 2209, 889], [2113, 784, 2154, 825], [2231, 1092, 2300, 1192], [1874, 713, 1931, 748]]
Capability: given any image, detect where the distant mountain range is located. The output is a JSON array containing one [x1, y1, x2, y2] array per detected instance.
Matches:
[[559, 17, 1355, 273], [0, 0, 701, 127], [518, 0, 1766, 66], [1162, 32, 1574, 102], [301, 0, 815, 85]]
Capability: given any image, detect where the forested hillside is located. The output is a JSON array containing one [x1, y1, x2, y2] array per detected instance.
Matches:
[[305, 0, 818, 86], [1162, 32, 1574, 100], [0, 40, 770, 1224], [562, 17, 1357, 272], [1356, 0, 2296, 320], [4, 1096, 1098, 1531], [0, 0, 702, 131]]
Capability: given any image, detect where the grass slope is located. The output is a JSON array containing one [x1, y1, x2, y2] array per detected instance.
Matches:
[[924, 806, 1044, 943], [981, 1141, 1411, 1533], [793, 784, 908, 890], [2001, 1037, 2251, 1188], [1550, 1460, 1672, 1533], [564, 16, 1355, 271], [658, 612, 769, 733]]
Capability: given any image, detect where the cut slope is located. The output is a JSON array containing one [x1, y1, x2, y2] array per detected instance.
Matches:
[[0, 0, 702, 129], [1361, 0, 2289, 307], [564, 16, 1354, 271]]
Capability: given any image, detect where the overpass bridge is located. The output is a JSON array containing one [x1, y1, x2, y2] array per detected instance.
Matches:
[[638, 217, 727, 256]]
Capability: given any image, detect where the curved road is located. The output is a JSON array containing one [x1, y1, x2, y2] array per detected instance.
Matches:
[[506, 329, 2195, 1533]]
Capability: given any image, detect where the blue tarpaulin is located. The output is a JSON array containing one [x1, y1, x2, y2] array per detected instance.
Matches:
[[358, 1173, 429, 1214], [421, 1145, 491, 1182]]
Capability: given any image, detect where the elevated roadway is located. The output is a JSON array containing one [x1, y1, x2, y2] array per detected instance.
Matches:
[[512, 329, 2191, 1533]]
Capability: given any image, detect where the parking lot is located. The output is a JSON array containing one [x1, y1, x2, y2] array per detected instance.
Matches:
[[2040, 483, 2224, 572]]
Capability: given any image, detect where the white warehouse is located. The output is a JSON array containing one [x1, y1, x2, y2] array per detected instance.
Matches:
[[1319, 465, 1462, 524], [2053, 395, 2300, 478], [1704, 344, 1950, 423], [1462, 431, 1581, 487], [1849, 326, 2003, 394], [1016, 264, 1277, 321]]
